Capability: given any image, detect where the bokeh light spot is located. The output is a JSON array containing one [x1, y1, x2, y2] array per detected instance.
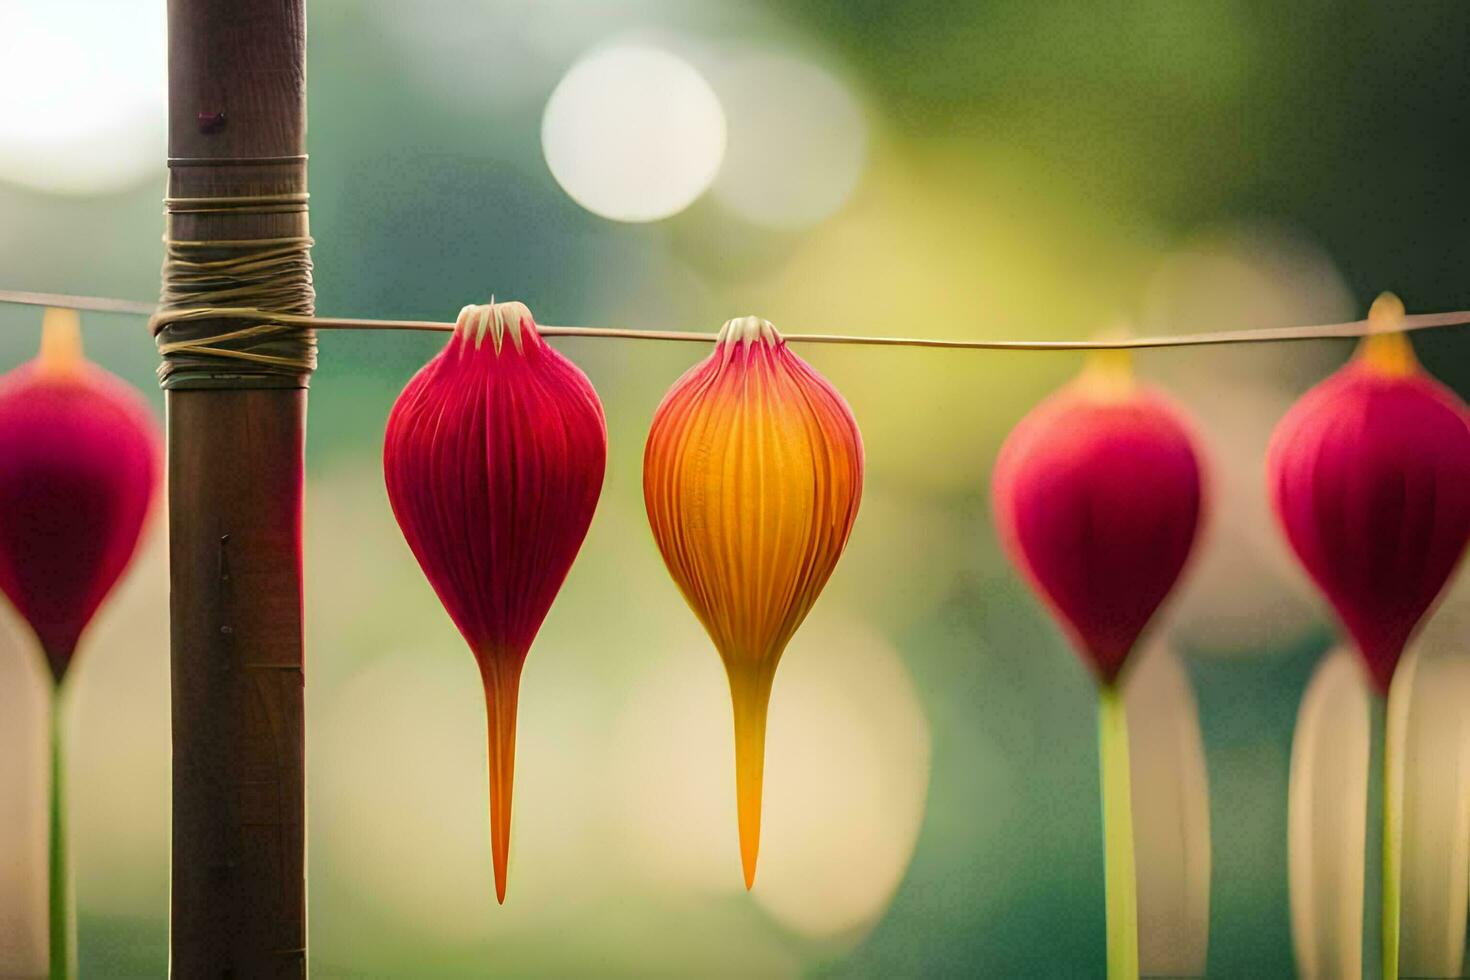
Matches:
[[542, 43, 726, 223], [710, 51, 867, 230], [0, 0, 165, 195]]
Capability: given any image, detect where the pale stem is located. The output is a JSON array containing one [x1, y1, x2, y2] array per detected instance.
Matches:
[[1099, 683, 1139, 980]]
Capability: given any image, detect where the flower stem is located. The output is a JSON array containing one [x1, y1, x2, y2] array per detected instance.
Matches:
[[1098, 683, 1139, 980], [1379, 685, 1403, 980], [48, 687, 73, 980]]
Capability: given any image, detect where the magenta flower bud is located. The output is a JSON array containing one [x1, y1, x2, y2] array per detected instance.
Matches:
[[383, 300, 607, 903], [992, 351, 1207, 684], [1268, 294, 1470, 695], [0, 311, 161, 683]]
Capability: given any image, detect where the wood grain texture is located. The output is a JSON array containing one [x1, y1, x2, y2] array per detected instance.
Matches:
[[166, 0, 310, 975]]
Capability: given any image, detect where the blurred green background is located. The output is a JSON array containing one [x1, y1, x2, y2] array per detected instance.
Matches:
[[2, 1, 1470, 976]]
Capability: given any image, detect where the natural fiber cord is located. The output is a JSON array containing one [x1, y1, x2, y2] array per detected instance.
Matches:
[[152, 192, 316, 389], [5, 288, 1470, 354]]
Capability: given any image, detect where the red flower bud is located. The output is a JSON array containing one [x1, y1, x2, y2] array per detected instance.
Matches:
[[992, 351, 1206, 684], [383, 301, 607, 902], [0, 310, 161, 683], [1268, 294, 1470, 695]]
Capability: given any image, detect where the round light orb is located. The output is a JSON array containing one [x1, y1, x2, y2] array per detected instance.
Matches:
[[542, 43, 726, 222], [0, 0, 165, 195], [711, 52, 867, 230]]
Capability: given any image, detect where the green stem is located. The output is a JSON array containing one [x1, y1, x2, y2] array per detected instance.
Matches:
[[48, 687, 74, 980], [1098, 683, 1139, 980], [1380, 684, 1403, 980]]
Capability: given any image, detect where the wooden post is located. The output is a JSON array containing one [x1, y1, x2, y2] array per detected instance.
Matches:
[[164, 0, 310, 975]]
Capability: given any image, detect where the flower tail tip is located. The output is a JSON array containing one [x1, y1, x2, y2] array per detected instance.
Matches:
[[732, 683, 770, 891], [737, 772, 761, 890], [1369, 290, 1406, 329], [484, 678, 520, 906], [39, 308, 84, 377], [490, 769, 512, 905], [741, 836, 760, 891], [1359, 292, 1418, 376]]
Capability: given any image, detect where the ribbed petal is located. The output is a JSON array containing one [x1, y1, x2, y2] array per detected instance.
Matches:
[[382, 301, 607, 902], [643, 316, 863, 887]]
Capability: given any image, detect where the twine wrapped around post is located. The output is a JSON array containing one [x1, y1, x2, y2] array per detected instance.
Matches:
[[162, 0, 312, 975], [152, 178, 317, 389]]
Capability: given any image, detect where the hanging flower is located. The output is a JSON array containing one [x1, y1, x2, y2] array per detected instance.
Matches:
[[383, 300, 607, 903], [991, 348, 1205, 975], [644, 315, 863, 888], [1268, 293, 1470, 695], [992, 349, 1207, 684], [0, 309, 161, 683]]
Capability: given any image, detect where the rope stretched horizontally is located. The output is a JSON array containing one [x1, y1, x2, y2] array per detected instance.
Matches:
[[4, 287, 1470, 352]]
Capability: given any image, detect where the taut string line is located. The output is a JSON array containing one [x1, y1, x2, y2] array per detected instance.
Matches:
[[3, 287, 1470, 352]]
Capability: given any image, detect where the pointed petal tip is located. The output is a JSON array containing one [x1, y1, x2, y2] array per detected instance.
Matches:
[[730, 673, 770, 894], [736, 807, 763, 892], [1079, 347, 1136, 402], [740, 844, 759, 890], [490, 831, 511, 905], [1357, 291, 1418, 377], [484, 669, 519, 911], [737, 789, 761, 890], [38, 307, 84, 377], [1369, 290, 1406, 328], [1074, 319, 1137, 402]]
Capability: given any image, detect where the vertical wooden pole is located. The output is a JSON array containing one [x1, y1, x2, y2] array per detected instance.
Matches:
[[165, 1, 309, 975]]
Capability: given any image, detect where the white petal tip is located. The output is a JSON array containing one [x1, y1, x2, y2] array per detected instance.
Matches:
[[456, 299, 534, 353], [718, 315, 781, 346]]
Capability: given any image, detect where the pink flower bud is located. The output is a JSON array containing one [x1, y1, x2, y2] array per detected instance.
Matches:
[[383, 301, 607, 902], [992, 351, 1206, 684], [1268, 294, 1470, 694], [0, 310, 161, 682]]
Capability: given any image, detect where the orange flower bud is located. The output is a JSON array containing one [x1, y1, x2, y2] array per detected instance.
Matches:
[[644, 316, 863, 887]]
